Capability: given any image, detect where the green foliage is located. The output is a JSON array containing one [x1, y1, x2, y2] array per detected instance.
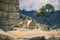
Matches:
[[35, 12, 41, 17], [45, 4, 55, 16], [36, 4, 55, 17], [53, 24, 60, 29], [57, 24, 60, 28], [35, 4, 55, 25]]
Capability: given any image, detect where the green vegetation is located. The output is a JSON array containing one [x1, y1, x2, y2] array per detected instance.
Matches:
[[20, 14, 37, 22], [35, 4, 55, 26], [56, 24, 60, 28], [53, 24, 60, 29]]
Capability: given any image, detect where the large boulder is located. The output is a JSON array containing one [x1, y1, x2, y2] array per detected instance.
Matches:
[[29, 36, 45, 40], [22, 36, 60, 40], [0, 29, 17, 40], [46, 36, 60, 40], [0, 34, 16, 40], [0, 29, 5, 32]]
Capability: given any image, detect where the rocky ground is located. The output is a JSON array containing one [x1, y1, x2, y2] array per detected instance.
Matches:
[[0, 28, 60, 40], [0, 19, 60, 40]]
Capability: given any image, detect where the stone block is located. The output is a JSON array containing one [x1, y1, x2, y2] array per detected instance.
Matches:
[[8, 13, 20, 19], [13, 0, 19, 5], [0, 3, 4, 11], [2, 11, 8, 18], [0, 18, 9, 25], [0, 11, 3, 18], [0, 0, 3, 3], [12, 5, 19, 12], [2, 0, 11, 4], [8, 4, 19, 12], [3, 4, 9, 11], [9, 19, 20, 25]]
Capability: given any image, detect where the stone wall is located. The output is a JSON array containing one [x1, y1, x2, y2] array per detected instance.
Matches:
[[0, 0, 20, 31]]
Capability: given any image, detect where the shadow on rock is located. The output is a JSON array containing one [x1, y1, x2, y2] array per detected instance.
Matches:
[[29, 36, 45, 40], [0, 34, 17, 40]]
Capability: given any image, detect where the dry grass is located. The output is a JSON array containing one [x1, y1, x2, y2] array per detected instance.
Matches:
[[7, 28, 60, 39]]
